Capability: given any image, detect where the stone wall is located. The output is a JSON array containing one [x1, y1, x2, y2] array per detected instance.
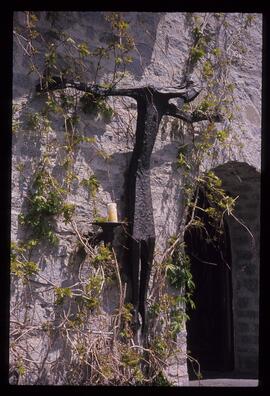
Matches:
[[11, 12, 262, 385], [214, 162, 260, 376]]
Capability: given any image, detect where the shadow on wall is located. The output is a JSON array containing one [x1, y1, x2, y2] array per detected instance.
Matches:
[[124, 12, 164, 80], [88, 142, 183, 223], [12, 10, 167, 236], [13, 11, 164, 102], [12, 9, 165, 216]]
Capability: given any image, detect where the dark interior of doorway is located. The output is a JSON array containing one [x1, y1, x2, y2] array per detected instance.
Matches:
[[185, 189, 234, 380]]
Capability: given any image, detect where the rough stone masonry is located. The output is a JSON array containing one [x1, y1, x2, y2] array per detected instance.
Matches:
[[11, 12, 262, 385]]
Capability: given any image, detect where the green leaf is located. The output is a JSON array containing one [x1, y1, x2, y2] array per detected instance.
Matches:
[[93, 245, 112, 264], [177, 152, 190, 170], [54, 287, 73, 305], [81, 175, 100, 197], [62, 203, 75, 223], [203, 60, 214, 78], [115, 56, 123, 65], [78, 43, 91, 57], [190, 46, 206, 63], [212, 47, 222, 57], [216, 129, 229, 143]]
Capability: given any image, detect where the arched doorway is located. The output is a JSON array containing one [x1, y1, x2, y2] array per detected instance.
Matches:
[[185, 161, 260, 379], [185, 189, 234, 378]]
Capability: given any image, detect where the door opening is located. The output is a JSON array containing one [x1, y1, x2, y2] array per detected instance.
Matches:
[[185, 190, 234, 379]]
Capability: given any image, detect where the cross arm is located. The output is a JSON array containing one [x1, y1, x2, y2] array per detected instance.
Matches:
[[165, 103, 224, 123], [36, 76, 140, 99], [158, 85, 201, 102], [36, 77, 203, 103]]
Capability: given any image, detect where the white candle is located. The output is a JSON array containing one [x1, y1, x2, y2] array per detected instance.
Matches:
[[107, 203, 118, 222]]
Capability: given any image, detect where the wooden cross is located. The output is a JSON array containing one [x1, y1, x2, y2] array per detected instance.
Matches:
[[37, 77, 222, 344]]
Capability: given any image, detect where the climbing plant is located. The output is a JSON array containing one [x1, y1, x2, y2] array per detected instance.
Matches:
[[11, 11, 256, 385]]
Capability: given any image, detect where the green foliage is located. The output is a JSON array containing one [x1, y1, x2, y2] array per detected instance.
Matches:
[[62, 203, 76, 223], [19, 168, 74, 244], [54, 287, 73, 305], [165, 245, 195, 293], [197, 95, 217, 113], [177, 152, 190, 170], [11, 259, 38, 279], [92, 245, 117, 282], [190, 46, 206, 64], [93, 244, 112, 264], [118, 303, 134, 339], [192, 25, 203, 41], [186, 170, 238, 249], [152, 371, 172, 386], [189, 23, 212, 66], [16, 360, 26, 376], [212, 47, 222, 57], [105, 12, 134, 52], [108, 14, 129, 32], [197, 171, 237, 215], [81, 175, 100, 198], [41, 321, 53, 333], [79, 136, 96, 144], [121, 303, 133, 323], [93, 216, 108, 223], [121, 346, 141, 368], [11, 241, 39, 279], [244, 14, 256, 28], [27, 112, 52, 134], [45, 43, 57, 69], [148, 302, 161, 318], [149, 290, 192, 342], [170, 305, 189, 337], [80, 93, 114, 121], [158, 240, 195, 338], [85, 274, 103, 294], [78, 42, 91, 57], [79, 295, 100, 311], [96, 149, 111, 161], [151, 336, 168, 359], [45, 93, 63, 114], [60, 92, 76, 110], [216, 129, 229, 143], [73, 274, 104, 311], [203, 60, 214, 78]]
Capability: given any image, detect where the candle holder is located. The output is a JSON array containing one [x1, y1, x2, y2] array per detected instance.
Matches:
[[91, 221, 126, 246]]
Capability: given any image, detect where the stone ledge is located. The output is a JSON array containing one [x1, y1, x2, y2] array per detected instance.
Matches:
[[189, 378, 258, 387]]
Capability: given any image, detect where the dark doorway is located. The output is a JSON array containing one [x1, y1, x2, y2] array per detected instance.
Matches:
[[185, 190, 234, 378]]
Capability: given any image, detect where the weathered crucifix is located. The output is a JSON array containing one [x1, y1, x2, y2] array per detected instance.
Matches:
[[37, 76, 222, 344]]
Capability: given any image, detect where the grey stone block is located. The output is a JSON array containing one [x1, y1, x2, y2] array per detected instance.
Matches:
[[237, 297, 250, 309], [240, 263, 257, 276], [236, 310, 259, 319], [233, 250, 254, 261], [238, 355, 258, 373], [239, 335, 259, 345], [242, 278, 259, 293], [235, 321, 250, 332]]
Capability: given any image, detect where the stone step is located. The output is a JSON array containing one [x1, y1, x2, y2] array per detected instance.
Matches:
[[189, 378, 258, 387]]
